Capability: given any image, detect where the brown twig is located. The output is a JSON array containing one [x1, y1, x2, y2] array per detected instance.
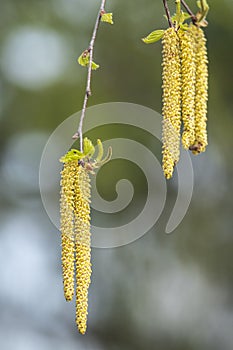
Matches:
[[162, 0, 173, 28], [73, 0, 106, 152], [180, 0, 197, 24]]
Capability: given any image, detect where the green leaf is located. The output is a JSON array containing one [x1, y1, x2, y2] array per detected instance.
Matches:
[[172, 11, 190, 25], [197, 0, 202, 9], [196, 0, 209, 25], [77, 51, 99, 70], [91, 61, 100, 70], [96, 139, 104, 162], [83, 137, 95, 157], [78, 51, 89, 67], [99, 146, 112, 166], [142, 30, 164, 44], [59, 149, 84, 163], [95, 146, 112, 167], [101, 12, 113, 24]]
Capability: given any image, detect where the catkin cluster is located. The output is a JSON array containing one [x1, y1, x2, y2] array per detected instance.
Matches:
[[60, 161, 91, 335], [162, 25, 208, 178]]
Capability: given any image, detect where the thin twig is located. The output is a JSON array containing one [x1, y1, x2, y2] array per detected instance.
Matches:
[[73, 0, 106, 152], [162, 0, 173, 28], [180, 0, 197, 24]]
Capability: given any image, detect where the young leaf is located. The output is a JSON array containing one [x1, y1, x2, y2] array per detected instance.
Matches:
[[197, 0, 202, 9], [83, 137, 95, 157], [142, 30, 164, 44], [78, 51, 100, 70], [96, 139, 104, 162], [91, 61, 100, 70], [172, 11, 190, 26], [60, 149, 84, 163], [78, 52, 89, 67], [95, 146, 112, 167]]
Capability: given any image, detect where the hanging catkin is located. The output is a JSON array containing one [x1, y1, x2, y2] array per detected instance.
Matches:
[[178, 28, 196, 149], [60, 162, 92, 334], [74, 165, 92, 335], [162, 27, 182, 179], [190, 24, 208, 154], [60, 162, 76, 302], [60, 140, 111, 334]]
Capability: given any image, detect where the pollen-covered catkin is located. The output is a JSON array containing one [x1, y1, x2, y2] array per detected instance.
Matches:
[[190, 24, 208, 154], [60, 162, 77, 301], [74, 165, 92, 335], [162, 27, 182, 179], [178, 28, 196, 149]]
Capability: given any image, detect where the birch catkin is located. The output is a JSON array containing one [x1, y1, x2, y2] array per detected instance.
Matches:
[[74, 166, 92, 335], [60, 162, 76, 302], [60, 140, 111, 334], [190, 24, 208, 154], [162, 28, 182, 179], [178, 29, 196, 149], [60, 163, 92, 334]]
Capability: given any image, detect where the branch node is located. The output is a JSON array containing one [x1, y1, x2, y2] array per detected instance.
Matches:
[[72, 133, 79, 140]]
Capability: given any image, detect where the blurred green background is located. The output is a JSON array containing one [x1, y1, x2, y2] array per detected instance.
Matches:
[[0, 0, 233, 349]]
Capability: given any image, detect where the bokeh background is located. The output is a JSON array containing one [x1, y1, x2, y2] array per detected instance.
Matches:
[[0, 0, 233, 349]]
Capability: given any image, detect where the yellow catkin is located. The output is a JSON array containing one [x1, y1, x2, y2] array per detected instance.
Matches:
[[60, 162, 77, 302], [190, 25, 208, 154], [162, 27, 182, 179], [178, 28, 196, 149], [74, 165, 92, 335]]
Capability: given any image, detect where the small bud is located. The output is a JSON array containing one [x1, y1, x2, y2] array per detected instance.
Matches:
[[72, 132, 79, 140], [100, 12, 114, 24]]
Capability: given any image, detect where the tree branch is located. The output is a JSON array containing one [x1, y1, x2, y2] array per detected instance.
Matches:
[[162, 0, 173, 28], [72, 0, 107, 152], [180, 0, 197, 24]]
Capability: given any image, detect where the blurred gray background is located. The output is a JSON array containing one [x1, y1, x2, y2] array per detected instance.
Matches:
[[0, 0, 233, 349]]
